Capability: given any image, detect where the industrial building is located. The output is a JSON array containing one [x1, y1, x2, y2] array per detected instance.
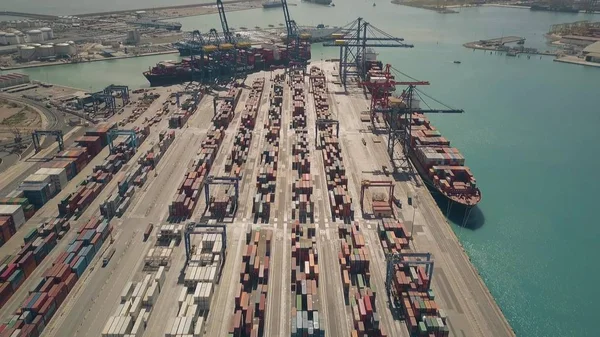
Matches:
[[0, 73, 30, 89]]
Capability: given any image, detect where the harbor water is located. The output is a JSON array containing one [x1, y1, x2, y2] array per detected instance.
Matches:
[[3, 3, 600, 336]]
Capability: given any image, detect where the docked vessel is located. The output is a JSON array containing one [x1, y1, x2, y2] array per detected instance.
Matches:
[[530, 4, 579, 13], [304, 0, 333, 5], [144, 43, 311, 86], [408, 112, 481, 207], [262, 0, 283, 8], [127, 19, 182, 31]]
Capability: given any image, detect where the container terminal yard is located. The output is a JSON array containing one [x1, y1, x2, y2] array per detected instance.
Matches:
[[0, 1, 515, 336]]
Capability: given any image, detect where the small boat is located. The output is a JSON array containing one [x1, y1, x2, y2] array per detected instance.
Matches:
[[373, 2, 376, 6], [331, 3, 335, 6], [453, 60, 461, 64]]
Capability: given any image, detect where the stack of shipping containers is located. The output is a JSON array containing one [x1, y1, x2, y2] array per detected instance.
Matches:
[[229, 229, 271, 337], [310, 66, 354, 223], [168, 88, 241, 219], [252, 75, 284, 223], [225, 78, 265, 177], [377, 219, 450, 337], [289, 70, 313, 223], [290, 221, 321, 337], [338, 221, 384, 337]]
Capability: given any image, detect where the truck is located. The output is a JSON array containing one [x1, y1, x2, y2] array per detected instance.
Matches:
[[144, 223, 154, 242], [102, 247, 116, 267]]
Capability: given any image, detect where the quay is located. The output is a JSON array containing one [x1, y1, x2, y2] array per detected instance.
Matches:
[[0, 60, 514, 337]]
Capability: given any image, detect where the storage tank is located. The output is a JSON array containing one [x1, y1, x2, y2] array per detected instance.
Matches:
[[37, 44, 54, 58], [40, 27, 53, 40], [27, 29, 44, 43], [5, 33, 18, 45], [55, 43, 72, 56], [19, 46, 37, 61], [0, 32, 6, 45]]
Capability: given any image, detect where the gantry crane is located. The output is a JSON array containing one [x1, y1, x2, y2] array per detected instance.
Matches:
[[323, 18, 414, 88], [32, 130, 64, 153], [280, 0, 309, 73]]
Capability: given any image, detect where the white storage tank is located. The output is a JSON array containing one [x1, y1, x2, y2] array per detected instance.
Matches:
[[27, 29, 44, 43], [0, 32, 6, 45], [19, 46, 37, 61], [5, 33, 18, 45], [37, 44, 54, 58], [40, 27, 53, 40], [54, 43, 71, 56]]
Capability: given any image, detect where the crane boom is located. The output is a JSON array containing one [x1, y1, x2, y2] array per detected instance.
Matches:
[[217, 0, 234, 43]]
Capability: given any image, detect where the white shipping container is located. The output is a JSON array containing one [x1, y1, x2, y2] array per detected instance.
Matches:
[[177, 317, 187, 335], [120, 300, 132, 316], [109, 317, 122, 336], [187, 304, 197, 318], [178, 287, 187, 305], [120, 316, 133, 335], [183, 318, 193, 334], [35, 167, 68, 190], [114, 304, 124, 316], [102, 316, 115, 336], [155, 266, 165, 289], [209, 267, 216, 283], [121, 282, 133, 302], [165, 317, 175, 337], [194, 317, 204, 336], [170, 317, 180, 336], [129, 296, 142, 319], [131, 314, 145, 337], [132, 282, 142, 298], [0, 204, 25, 229], [178, 301, 188, 317]]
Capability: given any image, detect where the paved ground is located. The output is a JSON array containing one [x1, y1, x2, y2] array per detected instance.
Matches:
[[0, 65, 514, 337]]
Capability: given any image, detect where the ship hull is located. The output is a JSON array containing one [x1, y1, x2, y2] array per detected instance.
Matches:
[[408, 150, 481, 209], [144, 72, 193, 86], [304, 0, 333, 5], [262, 3, 283, 8]]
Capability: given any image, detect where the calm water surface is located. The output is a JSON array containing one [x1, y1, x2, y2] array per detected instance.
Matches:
[[3, 3, 600, 336]]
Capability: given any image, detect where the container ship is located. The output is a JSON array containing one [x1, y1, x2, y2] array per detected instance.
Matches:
[[530, 4, 579, 13], [262, 0, 283, 8], [407, 112, 481, 207], [364, 62, 480, 208], [144, 43, 310, 86], [304, 0, 333, 5]]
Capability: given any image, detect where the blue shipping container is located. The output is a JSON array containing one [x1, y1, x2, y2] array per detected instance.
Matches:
[[73, 257, 87, 278], [8, 269, 24, 291], [85, 244, 95, 261], [64, 252, 75, 265], [43, 300, 57, 323], [20, 310, 33, 324], [25, 292, 42, 309], [33, 244, 48, 263]]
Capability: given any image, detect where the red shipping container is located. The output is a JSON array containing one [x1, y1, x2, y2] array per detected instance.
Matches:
[[0, 264, 17, 282], [0, 282, 13, 307], [32, 292, 48, 313], [65, 272, 77, 291], [39, 277, 56, 293], [57, 264, 70, 282]]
